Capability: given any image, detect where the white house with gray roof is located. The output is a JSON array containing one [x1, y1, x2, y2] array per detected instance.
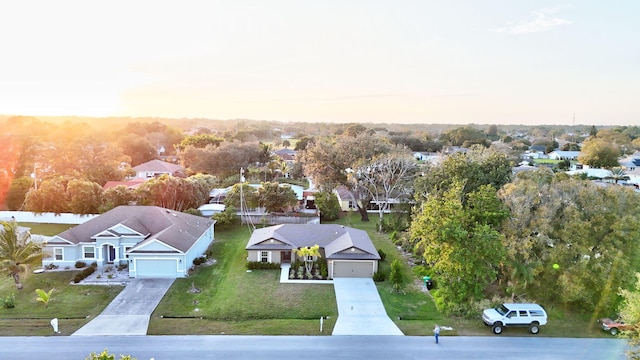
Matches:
[[43, 206, 215, 278], [246, 224, 380, 279]]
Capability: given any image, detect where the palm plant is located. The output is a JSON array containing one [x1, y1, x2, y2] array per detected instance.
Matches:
[[606, 167, 630, 184], [35, 288, 54, 308], [0, 220, 43, 289], [293, 245, 321, 277]]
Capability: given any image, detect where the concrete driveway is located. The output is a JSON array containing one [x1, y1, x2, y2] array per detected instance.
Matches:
[[73, 278, 174, 336], [332, 278, 403, 335]]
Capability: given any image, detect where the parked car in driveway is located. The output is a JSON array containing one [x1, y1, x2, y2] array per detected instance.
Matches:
[[598, 317, 633, 335], [482, 303, 548, 334]]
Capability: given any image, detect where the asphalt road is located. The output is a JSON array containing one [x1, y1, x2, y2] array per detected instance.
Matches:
[[0, 335, 627, 360]]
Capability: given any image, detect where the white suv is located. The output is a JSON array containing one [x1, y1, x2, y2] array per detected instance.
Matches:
[[482, 303, 548, 334]]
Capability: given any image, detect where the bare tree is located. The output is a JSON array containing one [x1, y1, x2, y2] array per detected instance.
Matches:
[[349, 151, 417, 231]]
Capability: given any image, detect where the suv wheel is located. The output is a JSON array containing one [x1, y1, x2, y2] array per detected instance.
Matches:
[[529, 323, 540, 334], [610, 328, 619, 336], [492, 323, 503, 335]]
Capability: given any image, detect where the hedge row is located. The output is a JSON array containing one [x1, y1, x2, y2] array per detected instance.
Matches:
[[246, 261, 281, 270], [73, 266, 96, 283]]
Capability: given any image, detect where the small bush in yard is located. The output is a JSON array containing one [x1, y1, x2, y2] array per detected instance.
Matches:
[[377, 249, 387, 261], [2, 293, 15, 309], [75, 261, 87, 268], [373, 271, 386, 282], [193, 256, 207, 266], [73, 266, 96, 283]]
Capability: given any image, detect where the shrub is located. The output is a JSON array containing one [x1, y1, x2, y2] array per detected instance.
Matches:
[[90, 262, 98, 268], [318, 261, 328, 278], [75, 261, 87, 268], [380, 212, 410, 232], [314, 191, 340, 221], [117, 264, 128, 271], [373, 271, 386, 282], [193, 256, 207, 266], [2, 293, 15, 309], [212, 206, 240, 230], [377, 249, 387, 261], [73, 266, 96, 283], [245, 261, 281, 270], [183, 208, 202, 216], [45, 264, 58, 270], [389, 259, 404, 293]]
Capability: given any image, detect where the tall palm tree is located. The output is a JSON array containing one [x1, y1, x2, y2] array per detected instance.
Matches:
[[606, 167, 630, 184], [0, 220, 43, 289]]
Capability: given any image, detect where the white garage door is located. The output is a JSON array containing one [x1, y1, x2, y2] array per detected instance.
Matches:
[[332, 261, 375, 278], [135, 259, 179, 277]]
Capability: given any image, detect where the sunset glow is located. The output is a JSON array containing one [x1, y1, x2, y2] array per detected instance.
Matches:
[[1, 1, 639, 125]]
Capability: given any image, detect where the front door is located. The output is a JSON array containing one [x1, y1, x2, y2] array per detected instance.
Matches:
[[107, 245, 116, 263], [281, 251, 291, 263]]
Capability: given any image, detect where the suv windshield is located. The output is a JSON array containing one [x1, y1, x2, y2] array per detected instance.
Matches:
[[495, 304, 509, 315]]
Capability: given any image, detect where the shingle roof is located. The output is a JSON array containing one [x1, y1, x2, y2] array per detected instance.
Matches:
[[132, 159, 183, 173], [246, 224, 380, 260], [52, 206, 214, 253]]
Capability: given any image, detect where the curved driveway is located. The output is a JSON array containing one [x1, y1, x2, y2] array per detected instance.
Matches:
[[73, 278, 174, 336], [332, 278, 403, 335]]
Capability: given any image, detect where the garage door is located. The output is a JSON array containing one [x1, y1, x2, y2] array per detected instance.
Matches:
[[135, 259, 178, 277], [332, 261, 375, 278]]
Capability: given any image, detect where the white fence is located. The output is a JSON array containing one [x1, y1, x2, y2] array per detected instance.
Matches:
[[0, 211, 98, 224]]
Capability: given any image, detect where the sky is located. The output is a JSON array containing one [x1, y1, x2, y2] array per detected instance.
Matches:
[[1, 1, 639, 126]]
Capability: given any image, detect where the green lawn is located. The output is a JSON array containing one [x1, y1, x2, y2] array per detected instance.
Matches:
[[0, 270, 122, 336], [21, 222, 76, 236], [0, 216, 615, 337], [149, 225, 338, 335]]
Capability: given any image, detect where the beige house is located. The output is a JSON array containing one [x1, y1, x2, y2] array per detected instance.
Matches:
[[245, 224, 380, 279]]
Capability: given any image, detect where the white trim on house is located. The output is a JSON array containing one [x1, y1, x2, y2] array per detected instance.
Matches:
[[260, 251, 271, 263], [54, 247, 64, 261], [82, 245, 96, 260], [131, 238, 183, 254]]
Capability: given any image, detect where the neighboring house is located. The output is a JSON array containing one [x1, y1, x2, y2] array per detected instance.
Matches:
[[528, 145, 547, 154], [206, 183, 305, 208], [132, 159, 184, 179], [102, 178, 146, 190], [512, 163, 537, 175], [548, 151, 580, 161], [42, 206, 215, 278], [273, 148, 297, 163], [246, 224, 380, 279], [565, 167, 612, 179], [333, 185, 357, 212], [413, 152, 443, 165], [197, 203, 226, 216], [619, 151, 640, 171]]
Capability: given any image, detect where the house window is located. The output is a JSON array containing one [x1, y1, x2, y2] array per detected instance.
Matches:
[[306, 255, 315, 262], [83, 246, 95, 259], [348, 201, 355, 209], [124, 246, 132, 259], [54, 248, 63, 261], [260, 251, 269, 263]]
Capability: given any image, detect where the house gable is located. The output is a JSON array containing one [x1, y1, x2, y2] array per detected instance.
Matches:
[[108, 224, 145, 236], [45, 235, 74, 245], [256, 238, 289, 246], [130, 238, 182, 253]]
